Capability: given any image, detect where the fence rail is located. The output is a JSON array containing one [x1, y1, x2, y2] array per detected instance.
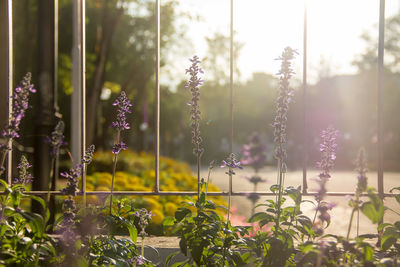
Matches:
[[2, 1, 391, 201]]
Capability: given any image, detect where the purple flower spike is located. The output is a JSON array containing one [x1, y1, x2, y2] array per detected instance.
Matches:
[[355, 147, 368, 193], [111, 91, 133, 131], [317, 126, 339, 180], [241, 132, 267, 173], [60, 145, 95, 196], [272, 47, 297, 163], [2, 73, 36, 140], [186, 56, 204, 157], [45, 121, 67, 157], [314, 126, 338, 202], [134, 208, 153, 237], [12, 155, 33, 185]]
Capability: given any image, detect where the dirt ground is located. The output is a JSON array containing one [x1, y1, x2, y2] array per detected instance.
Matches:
[[207, 167, 399, 237]]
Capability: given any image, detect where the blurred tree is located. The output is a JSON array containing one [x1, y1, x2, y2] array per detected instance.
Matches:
[[353, 15, 400, 72]]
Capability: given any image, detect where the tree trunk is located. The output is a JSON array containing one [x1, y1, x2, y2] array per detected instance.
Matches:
[[32, 0, 55, 214], [86, 5, 122, 146]]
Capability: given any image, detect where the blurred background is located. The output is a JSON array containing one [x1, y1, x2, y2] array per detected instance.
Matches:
[[2, 0, 400, 187]]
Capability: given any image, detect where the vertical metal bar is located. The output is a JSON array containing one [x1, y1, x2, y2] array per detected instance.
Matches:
[[377, 0, 385, 201], [154, 0, 160, 193], [302, 1, 308, 194], [229, 0, 234, 161], [227, 0, 234, 221], [71, 0, 82, 166], [81, 0, 87, 203], [54, 0, 60, 118], [7, 0, 13, 186]]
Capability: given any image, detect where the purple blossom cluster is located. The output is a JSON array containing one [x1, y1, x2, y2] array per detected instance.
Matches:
[[58, 145, 95, 250], [317, 126, 339, 180], [111, 91, 132, 131], [241, 132, 267, 173], [12, 155, 33, 185], [185, 56, 204, 157], [112, 141, 127, 155], [221, 153, 243, 176], [60, 145, 95, 196], [315, 126, 338, 202], [45, 120, 66, 157], [127, 256, 146, 266], [1, 73, 36, 140], [272, 47, 297, 162], [134, 208, 153, 237]]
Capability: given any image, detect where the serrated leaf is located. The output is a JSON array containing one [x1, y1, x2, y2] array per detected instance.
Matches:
[[361, 188, 384, 224]]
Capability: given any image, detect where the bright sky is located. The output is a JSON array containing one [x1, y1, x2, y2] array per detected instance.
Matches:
[[167, 0, 399, 86]]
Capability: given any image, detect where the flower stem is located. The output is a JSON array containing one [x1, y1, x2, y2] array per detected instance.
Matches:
[[109, 131, 120, 214], [347, 208, 356, 240], [109, 154, 118, 214], [275, 159, 283, 234], [227, 168, 232, 223]]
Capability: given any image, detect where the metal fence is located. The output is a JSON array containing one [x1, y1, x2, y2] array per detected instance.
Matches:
[[2, 0, 393, 200]]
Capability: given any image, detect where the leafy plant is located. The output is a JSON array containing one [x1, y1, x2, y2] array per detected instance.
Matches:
[[164, 182, 250, 266], [0, 179, 56, 266]]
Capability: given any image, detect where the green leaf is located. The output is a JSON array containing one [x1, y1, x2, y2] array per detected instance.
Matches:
[[26, 195, 50, 223], [126, 223, 137, 243], [362, 244, 374, 262], [285, 186, 301, 204], [381, 227, 400, 250], [361, 188, 384, 224], [390, 187, 400, 205], [249, 212, 273, 223], [165, 250, 180, 266], [163, 216, 175, 227], [270, 184, 280, 193], [175, 208, 191, 222]]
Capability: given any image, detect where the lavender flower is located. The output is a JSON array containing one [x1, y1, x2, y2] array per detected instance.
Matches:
[[272, 47, 297, 163], [185, 55, 204, 157], [58, 145, 95, 252], [112, 141, 128, 155], [82, 144, 95, 164], [355, 147, 368, 194], [45, 120, 66, 157], [128, 256, 146, 266], [1, 73, 36, 140], [221, 153, 243, 176], [241, 132, 267, 173], [317, 126, 339, 180], [134, 208, 153, 237], [60, 145, 95, 196], [12, 155, 33, 185], [111, 91, 133, 131], [315, 126, 338, 202]]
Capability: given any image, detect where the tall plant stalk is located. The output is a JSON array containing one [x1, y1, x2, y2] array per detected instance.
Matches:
[[347, 148, 368, 239], [272, 47, 296, 232], [109, 91, 132, 214], [185, 56, 204, 198]]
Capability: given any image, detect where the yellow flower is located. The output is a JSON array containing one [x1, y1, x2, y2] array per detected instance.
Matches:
[[164, 202, 178, 217], [96, 186, 110, 191], [151, 209, 164, 225], [145, 198, 162, 210]]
